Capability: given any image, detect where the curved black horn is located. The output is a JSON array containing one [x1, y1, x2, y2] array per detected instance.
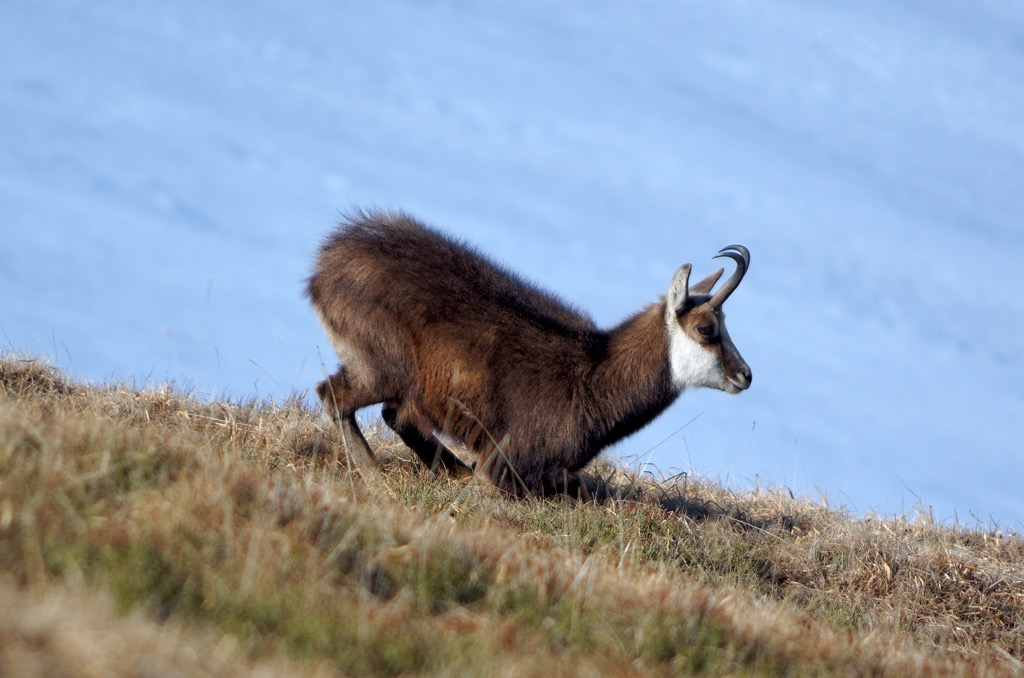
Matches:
[[708, 244, 750, 308]]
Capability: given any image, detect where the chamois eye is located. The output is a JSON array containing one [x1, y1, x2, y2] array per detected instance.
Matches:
[[696, 324, 715, 339]]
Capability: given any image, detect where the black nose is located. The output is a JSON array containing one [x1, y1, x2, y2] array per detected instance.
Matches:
[[743, 366, 752, 385]]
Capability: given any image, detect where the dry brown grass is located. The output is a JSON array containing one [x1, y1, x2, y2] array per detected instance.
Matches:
[[1, 355, 1021, 676], [0, 578, 336, 678]]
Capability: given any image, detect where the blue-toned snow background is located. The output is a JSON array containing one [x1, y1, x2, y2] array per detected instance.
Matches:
[[3, 2, 1023, 526]]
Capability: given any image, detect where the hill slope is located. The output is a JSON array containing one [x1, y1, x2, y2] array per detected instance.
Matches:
[[0, 356, 1021, 676]]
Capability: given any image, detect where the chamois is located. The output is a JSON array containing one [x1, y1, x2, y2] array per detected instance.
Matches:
[[306, 209, 752, 495]]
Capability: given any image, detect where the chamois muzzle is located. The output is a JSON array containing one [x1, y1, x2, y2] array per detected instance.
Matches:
[[727, 362, 753, 393]]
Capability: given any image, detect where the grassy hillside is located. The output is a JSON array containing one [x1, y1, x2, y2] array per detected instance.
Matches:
[[1, 356, 1021, 676]]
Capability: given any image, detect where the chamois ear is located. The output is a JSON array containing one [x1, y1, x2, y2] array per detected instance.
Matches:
[[667, 264, 692, 315], [689, 267, 725, 296]]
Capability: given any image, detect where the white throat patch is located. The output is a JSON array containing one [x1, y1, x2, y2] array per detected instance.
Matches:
[[665, 306, 722, 392]]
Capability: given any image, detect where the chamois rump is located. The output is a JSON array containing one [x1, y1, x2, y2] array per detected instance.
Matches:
[[306, 209, 752, 495]]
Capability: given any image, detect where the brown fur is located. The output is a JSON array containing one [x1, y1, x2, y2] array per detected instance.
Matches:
[[307, 209, 748, 495]]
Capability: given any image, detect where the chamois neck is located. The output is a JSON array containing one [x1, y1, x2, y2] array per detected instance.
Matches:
[[599, 302, 674, 387], [586, 303, 677, 447]]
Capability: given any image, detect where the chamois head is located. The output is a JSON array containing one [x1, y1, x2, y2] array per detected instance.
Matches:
[[665, 245, 752, 394]]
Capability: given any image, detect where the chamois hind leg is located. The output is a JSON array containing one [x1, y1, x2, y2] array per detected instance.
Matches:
[[315, 369, 379, 473], [382, 404, 473, 478]]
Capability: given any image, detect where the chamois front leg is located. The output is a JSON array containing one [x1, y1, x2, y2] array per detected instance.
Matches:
[[315, 371, 379, 474], [382, 404, 473, 478]]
